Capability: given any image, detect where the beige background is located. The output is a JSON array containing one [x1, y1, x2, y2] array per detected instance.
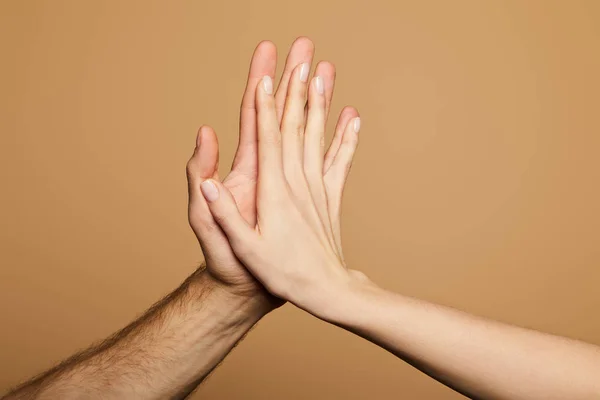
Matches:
[[1, 1, 599, 398]]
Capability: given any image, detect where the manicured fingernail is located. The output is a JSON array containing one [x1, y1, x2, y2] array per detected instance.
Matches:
[[315, 76, 324, 95], [200, 180, 219, 202], [299, 63, 309, 83], [262, 75, 273, 95], [353, 117, 361, 133]]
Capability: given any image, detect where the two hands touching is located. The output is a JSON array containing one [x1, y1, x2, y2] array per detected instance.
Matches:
[[5, 38, 600, 400], [187, 37, 364, 323], [4, 37, 366, 400], [174, 38, 600, 400]]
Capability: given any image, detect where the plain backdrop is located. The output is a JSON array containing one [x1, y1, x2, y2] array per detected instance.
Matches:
[[1, 1, 599, 398]]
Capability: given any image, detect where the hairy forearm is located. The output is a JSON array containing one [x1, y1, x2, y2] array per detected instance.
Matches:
[[4, 267, 270, 400], [326, 278, 600, 400]]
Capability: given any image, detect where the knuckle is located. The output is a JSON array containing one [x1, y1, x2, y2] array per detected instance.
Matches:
[[261, 131, 282, 146], [188, 213, 219, 235], [337, 148, 355, 169], [282, 114, 305, 137], [259, 94, 276, 110], [185, 160, 195, 178], [211, 210, 229, 226], [341, 134, 358, 148], [343, 160, 354, 175], [291, 90, 307, 103], [231, 237, 253, 259], [293, 121, 305, 136]]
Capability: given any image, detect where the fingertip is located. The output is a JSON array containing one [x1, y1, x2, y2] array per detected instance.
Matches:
[[341, 106, 359, 119], [255, 40, 277, 55], [352, 117, 361, 136], [323, 107, 360, 173], [189, 126, 219, 179], [248, 41, 277, 80], [196, 125, 209, 148], [262, 75, 274, 95], [342, 116, 361, 143], [200, 179, 220, 203], [291, 36, 315, 53], [198, 179, 256, 246], [282, 37, 315, 75], [326, 117, 359, 183], [313, 76, 325, 96], [339, 107, 360, 133], [315, 60, 336, 77], [197, 124, 216, 142], [197, 125, 219, 152], [334, 107, 359, 139], [313, 62, 335, 93], [314, 61, 337, 115], [275, 37, 315, 117]]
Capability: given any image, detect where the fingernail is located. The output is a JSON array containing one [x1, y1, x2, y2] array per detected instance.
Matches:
[[200, 180, 219, 202], [315, 76, 324, 95], [299, 63, 309, 83], [353, 117, 361, 133], [262, 75, 273, 95]]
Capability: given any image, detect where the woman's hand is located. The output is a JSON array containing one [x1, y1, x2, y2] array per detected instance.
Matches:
[[198, 61, 364, 320], [186, 38, 360, 313]]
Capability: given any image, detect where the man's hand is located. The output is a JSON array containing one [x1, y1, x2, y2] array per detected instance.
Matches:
[[2, 38, 360, 400], [186, 37, 359, 308], [197, 61, 363, 321]]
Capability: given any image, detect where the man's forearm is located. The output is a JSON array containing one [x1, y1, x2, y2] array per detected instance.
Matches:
[[326, 278, 600, 400], [4, 266, 270, 400]]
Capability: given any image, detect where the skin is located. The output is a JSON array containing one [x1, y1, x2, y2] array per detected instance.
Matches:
[[201, 65, 600, 400], [2, 270, 268, 400], [2, 38, 360, 400], [7, 36, 599, 400], [187, 37, 358, 301]]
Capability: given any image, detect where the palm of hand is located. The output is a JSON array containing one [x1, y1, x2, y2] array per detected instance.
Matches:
[[215, 171, 261, 288], [223, 171, 256, 225]]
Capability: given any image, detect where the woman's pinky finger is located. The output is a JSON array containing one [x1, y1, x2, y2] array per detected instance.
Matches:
[[323, 106, 359, 173], [325, 116, 360, 192], [324, 116, 360, 255]]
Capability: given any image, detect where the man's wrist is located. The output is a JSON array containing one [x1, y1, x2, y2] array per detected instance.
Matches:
[[3, 268, 273, 400], [187, 269, 274, 326]]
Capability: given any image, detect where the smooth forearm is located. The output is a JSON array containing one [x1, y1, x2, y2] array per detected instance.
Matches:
[[324, 277, 600, 400], [4, 268, 270, 400]]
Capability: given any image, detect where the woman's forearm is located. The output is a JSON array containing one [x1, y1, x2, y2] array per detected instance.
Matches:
[[327, 278, 600, 400]]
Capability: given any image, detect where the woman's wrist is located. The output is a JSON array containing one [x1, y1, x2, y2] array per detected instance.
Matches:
[[298, 267, 383, 325]]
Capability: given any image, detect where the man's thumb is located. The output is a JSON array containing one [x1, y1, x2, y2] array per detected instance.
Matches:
[[200, 179, 257, 252]]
